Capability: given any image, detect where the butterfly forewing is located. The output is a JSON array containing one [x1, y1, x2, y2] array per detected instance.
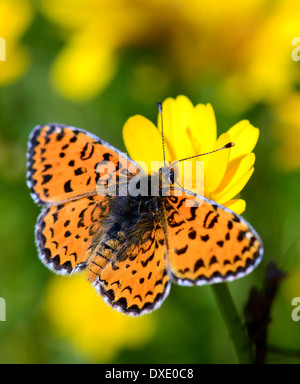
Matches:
[[27, 124, 140, 204]]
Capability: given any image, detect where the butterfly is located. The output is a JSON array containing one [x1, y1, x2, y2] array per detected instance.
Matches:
[[27, 117, 263, 316]]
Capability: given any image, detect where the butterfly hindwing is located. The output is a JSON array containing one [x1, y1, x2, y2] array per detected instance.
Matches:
[[36, 194, 109, 275], [88, 224, 171, 316], [164, 190, 263, 285]]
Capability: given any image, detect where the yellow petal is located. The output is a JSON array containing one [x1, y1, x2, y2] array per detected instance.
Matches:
[[227, 120, 259, 161], [215, 153, 256, 196], [215, 167, 254, 205], [204, 133, 231, 195], [158, 95, 194, 160], [223, 199, 246, 215], [187, 103, 217, 155], [123, 115, 170, 173]]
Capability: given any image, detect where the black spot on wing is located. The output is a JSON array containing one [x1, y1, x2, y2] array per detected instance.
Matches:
[[64, 180, 73, 193]]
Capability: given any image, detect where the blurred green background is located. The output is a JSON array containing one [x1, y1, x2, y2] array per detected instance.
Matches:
[[1, 0, 300, 364]]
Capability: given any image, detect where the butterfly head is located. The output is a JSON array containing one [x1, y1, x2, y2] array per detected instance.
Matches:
[[159, 165, 175, 186]]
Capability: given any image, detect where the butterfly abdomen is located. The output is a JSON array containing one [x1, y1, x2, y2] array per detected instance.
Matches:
[[87, 193, 169, 314], [87, 193, 161, 283]]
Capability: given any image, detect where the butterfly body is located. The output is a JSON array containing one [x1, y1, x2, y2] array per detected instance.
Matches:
[[27, 124, 263, 316]]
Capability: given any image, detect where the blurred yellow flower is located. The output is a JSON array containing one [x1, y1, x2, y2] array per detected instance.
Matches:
[[272, 92, 300, 171], [0, 0, 33, 86], [45, 274, 156, 362], [40, 0, 300, 110], [221, 0, 300, 112], [123, 95, 259, 215], [37, 0, 265, 104]]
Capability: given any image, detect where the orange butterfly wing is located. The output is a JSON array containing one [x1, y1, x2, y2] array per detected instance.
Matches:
[[164, 190, 263, 286], [27, 124, 139, 204], [88, 224, 171, 315], [36, 195, 109, 274], [27, 124, 141, 274]]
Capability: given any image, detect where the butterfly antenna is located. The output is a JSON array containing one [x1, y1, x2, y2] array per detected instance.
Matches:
[[157, 101, 166, 167], [170, 142, 235, 168]]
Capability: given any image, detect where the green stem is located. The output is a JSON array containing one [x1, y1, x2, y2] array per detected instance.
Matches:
[[211, 283, 254, 364]]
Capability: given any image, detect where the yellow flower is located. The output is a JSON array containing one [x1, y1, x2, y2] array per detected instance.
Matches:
[[123, 95, 259, 215], [44, 274, 156, 362], [0, 0, 33, 86]]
